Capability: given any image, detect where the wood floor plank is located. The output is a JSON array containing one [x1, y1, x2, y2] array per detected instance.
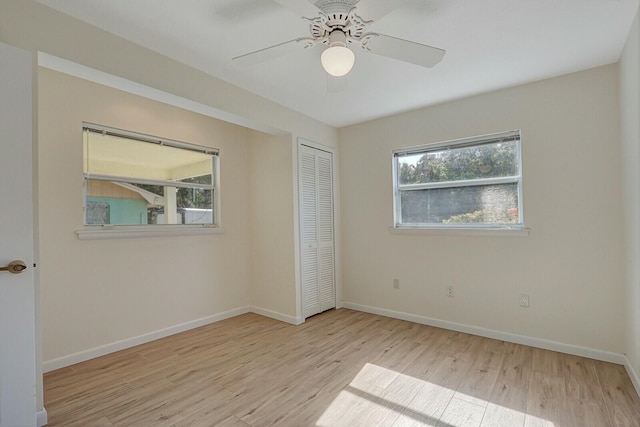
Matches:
[[216, 415, 251, 427], [424, 355, 471, 391], [564, 395, 613, 427], [564, 354, 600, 400], [168, 388, 252, 426], [470, 338, 508, 371], [531, 348, 564, 376], [594, 360, 640, 426], [525, 372, 569, 427], [437, 397, 485, 427], [480, 402, 526, 427], [391, 409, 440, 427], [45, 379, 137, 425], [43, 309, 640, 427], [404, 380, 455, 422], [454, 367, 500, 407], [499, 344, 534, 388], [402, 330, 460, 381]]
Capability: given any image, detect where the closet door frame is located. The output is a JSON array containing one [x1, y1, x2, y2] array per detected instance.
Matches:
[[296, 138, 340, 321]]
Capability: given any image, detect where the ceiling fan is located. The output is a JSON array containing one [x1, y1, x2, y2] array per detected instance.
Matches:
[[233, 0, 445, 77]]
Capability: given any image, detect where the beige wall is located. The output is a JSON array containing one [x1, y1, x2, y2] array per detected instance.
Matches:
[[620, 9, 640, 385], [38, 68, 253, 362], [248, 131, 298, 320], [338, 65, 624, 354]]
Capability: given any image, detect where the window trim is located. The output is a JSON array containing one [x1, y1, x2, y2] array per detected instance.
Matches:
[[76, 224, 224, 240], [81, 123, 221, 236], [392, 130, 524, 230], [388, 225, 529, 237]]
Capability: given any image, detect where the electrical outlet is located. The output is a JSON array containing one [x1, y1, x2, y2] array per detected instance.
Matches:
[[393, 278, 400, 289], [447, 285, 454, 297], [520, 294, 530, 307]]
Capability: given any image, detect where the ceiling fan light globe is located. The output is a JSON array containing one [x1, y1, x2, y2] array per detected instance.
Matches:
[[321, 46, 355, 77]]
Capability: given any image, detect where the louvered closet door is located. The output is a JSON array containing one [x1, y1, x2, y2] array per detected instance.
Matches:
[[299, 144, 335, 318]]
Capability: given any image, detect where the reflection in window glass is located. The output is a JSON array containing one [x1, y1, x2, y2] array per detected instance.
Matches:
[[397, 140, 518, 185]]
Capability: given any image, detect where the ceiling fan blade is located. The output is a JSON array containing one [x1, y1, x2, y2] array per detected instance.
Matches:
[[362, 34, 445, 68], [233, 39, 307, 66], [353, 0, 412, 22], [273, 0, 322, 19]]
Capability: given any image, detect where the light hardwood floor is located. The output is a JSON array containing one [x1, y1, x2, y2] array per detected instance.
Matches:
[[44, 309, 640, 427]]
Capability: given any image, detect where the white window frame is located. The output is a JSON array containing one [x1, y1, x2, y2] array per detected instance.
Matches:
[[392, 130, 525, 232], [77, 123, 222, 239]]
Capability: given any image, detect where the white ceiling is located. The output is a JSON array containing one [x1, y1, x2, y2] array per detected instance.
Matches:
[[35, 0, 639, 128]]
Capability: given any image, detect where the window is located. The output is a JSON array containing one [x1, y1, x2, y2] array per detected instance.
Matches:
[[83, 123, 219, 227], [393, 130, 523, 229]]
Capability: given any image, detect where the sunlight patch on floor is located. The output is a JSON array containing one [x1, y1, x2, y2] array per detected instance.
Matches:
[[316, 362, 554, 427]]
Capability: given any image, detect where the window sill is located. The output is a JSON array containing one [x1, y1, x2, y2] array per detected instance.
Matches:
[[389, 226, 530, 237], [76, 225, 224, 240]]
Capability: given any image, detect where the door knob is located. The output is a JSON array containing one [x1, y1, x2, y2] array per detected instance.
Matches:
[[0, 260, 27, 274]]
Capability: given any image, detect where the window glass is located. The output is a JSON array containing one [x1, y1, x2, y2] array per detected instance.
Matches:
[[83, 124, 218, 226], [397, 140, 518, 185], [394, 131, 522, 228]]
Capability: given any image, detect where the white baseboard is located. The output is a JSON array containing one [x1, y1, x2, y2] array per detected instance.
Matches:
[[250, 305, 304, 325], [43, 306, 251, 372], [37, 408, 47, 427], [624, 356, 640, 398], [342, 302, 627, 365]]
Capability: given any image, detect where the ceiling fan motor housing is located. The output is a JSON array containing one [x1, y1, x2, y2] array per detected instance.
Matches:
[[310, 0, 367, 45]]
